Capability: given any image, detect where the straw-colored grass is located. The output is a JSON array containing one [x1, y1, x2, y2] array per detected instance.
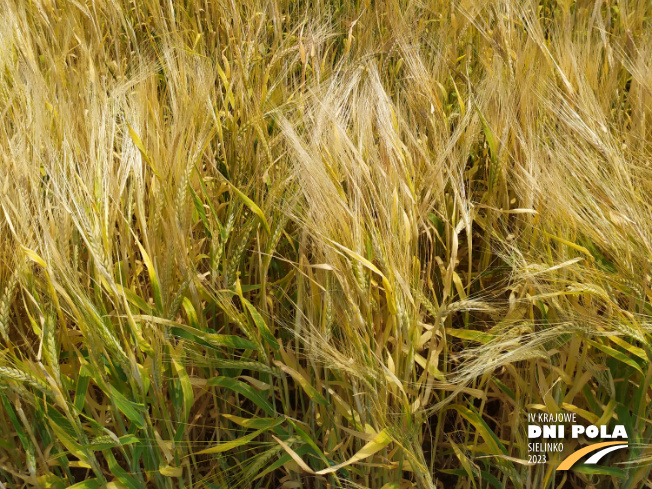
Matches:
[[0, 0, 651, 488]]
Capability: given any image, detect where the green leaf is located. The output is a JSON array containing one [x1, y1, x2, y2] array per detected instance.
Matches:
[[109, 386, 146, 429], [196, 417, 283, 455], [182, 297, 201, 330], [134, 240, 163, 314], [253, 444, 312, 481], [189, 185, 212, 239], [133, 315, 258, 350], [448, 404, 508, 456], [207, 377, 275, 416], [208, 358, 274, 374], [115, 284, 152, 314], [105, 450, 142, 489], [67, 479, 102, 489], [573, 464, 626, 478], [241, 297, 279, 351], [285, 418, 330, 466], [491, 377, 515, 401], [172, 357, 194, 422], [204, 334, 258, 350], [119, 434, 140, 445], [587, 339, 643, 374], [0, 393, 31, 456], [221, 414, 280, 430], [225, 180, 270, 235], [74, 368, 91, 411], [193, 171, 224, 237], [480, 470, 503, 489], [446, 328, 495, 344]]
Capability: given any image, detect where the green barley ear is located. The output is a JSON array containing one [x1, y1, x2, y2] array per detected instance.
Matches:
[[0, 366, 53, 396], [167, 273, 190, 320], [322, 272, 333, 341], [225, 219, 255, 287], [42, 310, 59, 379], [0, 267, 19, 342]]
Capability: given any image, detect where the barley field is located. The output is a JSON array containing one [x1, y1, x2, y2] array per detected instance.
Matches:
[[1, 0, 651, 488]]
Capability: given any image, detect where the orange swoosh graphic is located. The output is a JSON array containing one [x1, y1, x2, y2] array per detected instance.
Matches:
[[557, 441, 627, 471]]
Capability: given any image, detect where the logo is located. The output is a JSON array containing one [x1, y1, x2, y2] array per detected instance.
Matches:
[[556, 441, 628, 471], [527, 411, 629, 470]]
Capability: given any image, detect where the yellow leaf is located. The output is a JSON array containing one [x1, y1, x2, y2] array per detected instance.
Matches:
[[126, 122, 161, 179], [21, 246, 47, 268], [159, 465, 183, 477], [226, 180, 271, 235], [196, 418, 283, 455], [325, 239, 397, 314], [274, 361, 327, 405], [316, 429, 393, 474], [272, 435, 315, 474]]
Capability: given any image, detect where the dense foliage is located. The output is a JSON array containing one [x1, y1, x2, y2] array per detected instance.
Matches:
[[1, 0, 651, 488]]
